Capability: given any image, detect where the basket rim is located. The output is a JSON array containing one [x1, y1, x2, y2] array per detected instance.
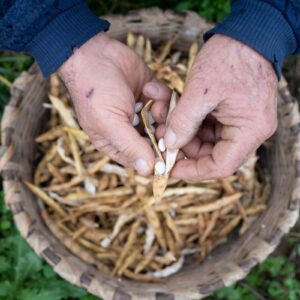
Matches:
[[1, 8, 300, 300]]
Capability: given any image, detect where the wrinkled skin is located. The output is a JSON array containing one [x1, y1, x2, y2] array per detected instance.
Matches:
[[59, 32, 169, 176], [59, 32, 278, 180], [150, 34, 278, 180]]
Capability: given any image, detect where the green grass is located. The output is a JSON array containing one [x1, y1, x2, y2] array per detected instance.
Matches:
[[1, 1, 300, 299], [211, 255, 300, 300], [0, 194, 99, 300], [85, 0, 230, 22], [0, 54, 33, 116]]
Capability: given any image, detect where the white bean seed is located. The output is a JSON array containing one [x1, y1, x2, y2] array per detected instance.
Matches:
[[155, 159, 166, 175], [132, 113, 140, 126], [135, 102, 143, 113], [158, 138, 166, 152]]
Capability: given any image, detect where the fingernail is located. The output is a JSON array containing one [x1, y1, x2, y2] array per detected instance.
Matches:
[[165, 128, 177, 147], [134, 158, 150, 175], [144, 83, 158, 97]]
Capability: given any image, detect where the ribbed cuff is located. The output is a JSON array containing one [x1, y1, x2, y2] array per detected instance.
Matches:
[[204, 0, 297, 79], [24, 2, 110, 76]]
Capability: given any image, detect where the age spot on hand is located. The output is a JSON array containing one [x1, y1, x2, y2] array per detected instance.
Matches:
[[86, 88, 95, 99]]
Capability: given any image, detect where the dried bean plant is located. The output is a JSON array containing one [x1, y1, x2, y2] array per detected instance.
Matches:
[[25, 33, 271, 282]]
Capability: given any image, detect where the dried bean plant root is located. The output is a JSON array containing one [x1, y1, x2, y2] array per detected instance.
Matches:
[[25, 33, 270, 281]]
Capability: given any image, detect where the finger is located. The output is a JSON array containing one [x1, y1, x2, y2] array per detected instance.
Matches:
[[151, 101, 169, 124], [181, 137, 214, 159], [156, 123, 214, 159], [182, 143, 214, 159], [171, 126, 258, 180], [197, 118, 222, 143], [164, 69, 218, 149], [176, 150, 185, 161], [155, 124, 166, 140], [143, 81, 171, 123], [143, 81, 171, 102], [91, 137, 130, 167], [106, 119, 155, 176], [159, 148, 185, 164], [154, 124, 185, 162]]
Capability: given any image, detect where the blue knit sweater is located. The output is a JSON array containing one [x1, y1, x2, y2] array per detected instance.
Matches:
[[1, 0, 299, 78]]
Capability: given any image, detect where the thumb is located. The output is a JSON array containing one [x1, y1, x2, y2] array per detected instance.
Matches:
[[108, 119, 155, 175], [164, 83, 216, 149]]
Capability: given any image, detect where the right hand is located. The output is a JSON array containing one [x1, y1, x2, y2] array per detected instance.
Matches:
[[147, 34, 278, 181]]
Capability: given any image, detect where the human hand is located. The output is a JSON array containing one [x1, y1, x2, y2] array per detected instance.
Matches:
[[153, 34, 278, 180], [58, 33, 169, 175]]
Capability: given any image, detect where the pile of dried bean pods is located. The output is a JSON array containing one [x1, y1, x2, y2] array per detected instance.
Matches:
[[25, 33, 270, 281]]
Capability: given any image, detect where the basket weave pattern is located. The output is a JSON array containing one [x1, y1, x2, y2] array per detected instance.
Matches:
[[1, 8, 300, 300]]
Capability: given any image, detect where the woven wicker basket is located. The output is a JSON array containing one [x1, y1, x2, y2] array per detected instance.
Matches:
[[1, 8, 300, 300]]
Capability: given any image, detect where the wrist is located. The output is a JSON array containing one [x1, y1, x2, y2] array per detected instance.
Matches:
[[204, 0, 296, 79], [58, 32, 110, 80], [24, 1, 110, 77], [209, 34, 276, 82]]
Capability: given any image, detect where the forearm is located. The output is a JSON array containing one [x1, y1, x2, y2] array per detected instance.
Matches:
[[204, 0, 300, 78], [0, 0, 110, 76]]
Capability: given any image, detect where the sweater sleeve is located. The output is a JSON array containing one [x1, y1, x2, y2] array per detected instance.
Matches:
[[0, 0, 110, 76], [204, 0, 300, 79]]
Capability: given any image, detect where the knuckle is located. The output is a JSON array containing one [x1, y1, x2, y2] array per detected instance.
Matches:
[[93, 139, 126, 165], [117, 142, 139, 161], [92, 137, 110, 152]]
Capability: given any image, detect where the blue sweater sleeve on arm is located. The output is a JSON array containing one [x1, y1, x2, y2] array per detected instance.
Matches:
[[0, 0, 110, 76], [204, 0, 300, 79]]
